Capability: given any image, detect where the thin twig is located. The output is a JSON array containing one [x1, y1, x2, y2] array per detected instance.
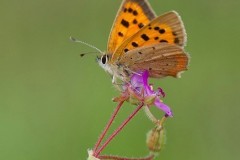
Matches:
[[94, 103, 144, 157], [93, 101, 125, 153], [98, 154, 154, 160]]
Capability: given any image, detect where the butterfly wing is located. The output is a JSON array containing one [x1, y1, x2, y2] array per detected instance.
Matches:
[[119, 43, 189, 78], [111, 11, 186, 62], [107, 0, 156, 53]]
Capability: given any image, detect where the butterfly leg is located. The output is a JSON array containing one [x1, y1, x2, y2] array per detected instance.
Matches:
[[111, 75, 117, 84], [110, 75, 123, 91]]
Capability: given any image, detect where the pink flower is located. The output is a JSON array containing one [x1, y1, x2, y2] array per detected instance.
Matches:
[[126, 71, 173, 117]]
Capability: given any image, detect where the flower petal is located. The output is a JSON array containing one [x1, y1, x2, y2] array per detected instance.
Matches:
[[157, 87, 165, 98], [128, 70, 173, 117], [154, 98, 173, 117], [142, 71, 154, 95], [142, 70, 149, 86], [130, 73, 144, 89]]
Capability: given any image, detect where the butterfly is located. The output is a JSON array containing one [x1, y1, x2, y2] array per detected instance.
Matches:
[[97, 0, 189, 85]]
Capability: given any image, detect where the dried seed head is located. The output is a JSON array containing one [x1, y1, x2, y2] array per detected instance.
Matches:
[[146, 125, 166, 153]]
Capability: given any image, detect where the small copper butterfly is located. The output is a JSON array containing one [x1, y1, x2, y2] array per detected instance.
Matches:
[[96, 0, 188, 85]]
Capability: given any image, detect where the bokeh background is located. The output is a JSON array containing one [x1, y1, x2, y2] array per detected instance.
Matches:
[[0, 0, 239, 160]]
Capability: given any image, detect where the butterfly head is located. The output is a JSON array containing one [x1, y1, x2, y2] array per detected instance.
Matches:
[[97, 53, 114, 75], [98, 54, 110, 65]]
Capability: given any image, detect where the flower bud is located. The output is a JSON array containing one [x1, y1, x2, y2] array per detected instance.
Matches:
[[129, 96, 140, 105], [146, 125, 165, 153], [144, 95, 156, 105]]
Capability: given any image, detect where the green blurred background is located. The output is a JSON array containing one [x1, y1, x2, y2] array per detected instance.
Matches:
[[0, 0, 239, 160]]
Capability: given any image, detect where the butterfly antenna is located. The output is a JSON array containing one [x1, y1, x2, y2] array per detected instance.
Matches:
[[70, 36, 104, 56], [78, 51, 100, 57]]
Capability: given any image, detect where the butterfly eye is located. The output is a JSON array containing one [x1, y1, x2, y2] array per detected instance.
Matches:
[[101, 54, 108, 65]]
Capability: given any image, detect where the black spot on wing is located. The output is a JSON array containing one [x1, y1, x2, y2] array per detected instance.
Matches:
[[121, 19, 129, 28], [159, 29, 165, 34], [172, 31, 177, 36], [124, 48, 129, 52], [118, 32, 124, 37], [160, 39, 168, 43], [133, 19, 138, 24], [133, 10, 138, 16], [128, 8, 133, 13], [141, 34, 150, 41], [138, 23, 144, 28], [174, 38, 180, 44], [132, 42, 138, 47]]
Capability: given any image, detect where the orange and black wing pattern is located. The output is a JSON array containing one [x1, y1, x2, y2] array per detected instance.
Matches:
[[112, 11, 186, 62], [107, 0, 156, 54]]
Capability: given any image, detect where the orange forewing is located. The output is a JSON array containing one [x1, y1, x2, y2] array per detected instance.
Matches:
[[107, 0, 156, 53], [111, 11, 186, 62]]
